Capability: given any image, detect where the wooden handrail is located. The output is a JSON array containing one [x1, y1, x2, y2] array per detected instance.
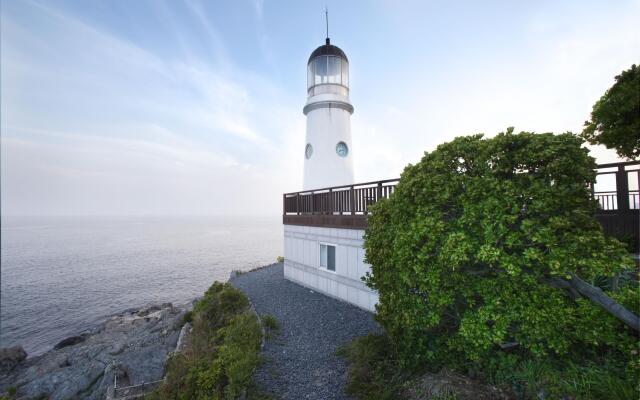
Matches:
[[595, 161, 639, 169], [284, 178, 399, 197], [285, 161, 638, 197]]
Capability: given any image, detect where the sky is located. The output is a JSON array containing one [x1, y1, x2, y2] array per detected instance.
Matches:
[[1, 0, 638, 216]]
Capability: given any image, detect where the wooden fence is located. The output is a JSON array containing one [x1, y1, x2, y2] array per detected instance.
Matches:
[[283, 162, 639, 247]]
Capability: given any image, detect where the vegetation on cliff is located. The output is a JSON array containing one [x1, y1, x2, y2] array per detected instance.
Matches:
[[149, 282, 265, 400]]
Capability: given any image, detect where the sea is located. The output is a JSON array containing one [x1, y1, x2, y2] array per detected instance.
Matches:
[[0, 215, 283, 357]]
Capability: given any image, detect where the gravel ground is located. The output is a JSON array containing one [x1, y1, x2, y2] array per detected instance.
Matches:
[[229, 263, 380, 400]]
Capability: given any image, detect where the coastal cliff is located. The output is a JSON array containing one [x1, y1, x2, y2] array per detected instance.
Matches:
[[0, 303, 188, 400]]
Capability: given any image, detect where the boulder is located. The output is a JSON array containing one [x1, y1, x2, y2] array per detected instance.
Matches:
[[54, 336, 85, 350], [0, 345, 27, 372]]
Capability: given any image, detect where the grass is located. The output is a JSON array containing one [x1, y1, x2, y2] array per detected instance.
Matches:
[[147, 282, 265, 400], [262, 314, 279, 331], [181, 310, 193, 325], [261, 314, 279, 341], [0, 387, 17, 400], [336, 334, 408, 400], [485, 357, 637, 400], [338, 332, 638, 400], [430, 393, 458, 400]]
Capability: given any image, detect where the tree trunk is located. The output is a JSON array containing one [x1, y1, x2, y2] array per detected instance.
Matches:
[[566, 273, 639, 332]]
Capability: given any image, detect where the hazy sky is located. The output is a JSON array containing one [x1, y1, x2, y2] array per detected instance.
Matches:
[[1, 0, 638, 216]]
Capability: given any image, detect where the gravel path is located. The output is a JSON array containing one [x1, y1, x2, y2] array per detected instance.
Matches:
[[229, 263, 380, 400]]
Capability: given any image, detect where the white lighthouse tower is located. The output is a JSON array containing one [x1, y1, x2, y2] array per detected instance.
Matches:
[[283, 24, 378, 312], [302, 34, 354, 190]]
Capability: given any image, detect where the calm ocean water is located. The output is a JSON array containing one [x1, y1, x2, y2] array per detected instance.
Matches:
[[0, 215, 283, 357]]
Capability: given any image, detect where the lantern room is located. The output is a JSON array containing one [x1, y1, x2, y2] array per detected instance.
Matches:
[[307, 38, 349, 97]]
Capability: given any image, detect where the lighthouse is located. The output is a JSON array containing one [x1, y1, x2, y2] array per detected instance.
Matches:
[[283, 25, 379, 313], [302, 35, 354, 190]]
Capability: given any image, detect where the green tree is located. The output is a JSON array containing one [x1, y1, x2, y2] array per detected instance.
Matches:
[[582, 64, 640, 159], [363, 130, 637, 382]]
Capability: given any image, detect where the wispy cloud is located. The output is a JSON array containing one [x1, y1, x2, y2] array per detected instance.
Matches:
[[252, 0, 265, 19], [1, 0, 637, 215], [1, 0, 303, 215]]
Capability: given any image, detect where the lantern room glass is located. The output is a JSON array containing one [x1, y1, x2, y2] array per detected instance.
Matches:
[[307, 55, 349, 89]]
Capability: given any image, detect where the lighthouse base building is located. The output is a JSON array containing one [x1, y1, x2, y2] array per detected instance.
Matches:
[[283, 225, 377, 311]]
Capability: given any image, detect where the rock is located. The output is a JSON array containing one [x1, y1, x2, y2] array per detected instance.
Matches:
[[137, 309, 150, 317], [58, 356, 71, 368], [0, 345, 27, 372], [175, 322, 192, 353], [0, 302, 187, 400], [54, 336, 85, 350], [109, 342, 125, 355]]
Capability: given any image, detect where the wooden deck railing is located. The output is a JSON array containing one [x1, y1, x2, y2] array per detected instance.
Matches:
[[592, 161, 639, 249], [592, 161, 639, 212], [283, 178, 399, 216], [283, 162, 639, 244]]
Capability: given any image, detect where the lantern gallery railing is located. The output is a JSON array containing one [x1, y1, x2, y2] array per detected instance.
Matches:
[[283, 162, 639, 239]]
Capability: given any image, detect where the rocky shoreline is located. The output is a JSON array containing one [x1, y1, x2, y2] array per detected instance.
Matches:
[[0, 302, 190, 400]]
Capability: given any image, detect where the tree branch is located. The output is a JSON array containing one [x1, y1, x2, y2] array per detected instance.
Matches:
[[563, 273, 639, 332]]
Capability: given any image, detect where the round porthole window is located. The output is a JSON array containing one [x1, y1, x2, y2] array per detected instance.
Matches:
[[336, 141, 348, 157], [305, 143, 313, 159]]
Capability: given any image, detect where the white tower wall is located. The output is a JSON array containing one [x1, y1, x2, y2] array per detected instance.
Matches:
[[303, 105, 354, 190], [302, 41, 354, 191]]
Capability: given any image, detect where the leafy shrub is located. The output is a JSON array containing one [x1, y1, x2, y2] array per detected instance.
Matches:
[[276, 256, 285, 263], [182, 310, 193, 325], [262, 315, 279, 331], [363, 130, 638, 397], [0, 387, 17, 400], [150, 282, 262, 400], [336, 334, 406, 400]]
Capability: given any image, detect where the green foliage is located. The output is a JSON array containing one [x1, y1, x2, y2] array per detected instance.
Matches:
[[182, 310, 193, 325], [581, 64, 640, 159], [0, 386, 16, 400], [336, 334, 407, 400], [150, 282, 262, 400], [261, 314, 279, 331], [363, 130, 638, 396], [485, 354, 636, 400], [276, 256, 285, 263]]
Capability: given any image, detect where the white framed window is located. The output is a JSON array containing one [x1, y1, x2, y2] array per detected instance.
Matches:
[[320, 243, 336, 271]]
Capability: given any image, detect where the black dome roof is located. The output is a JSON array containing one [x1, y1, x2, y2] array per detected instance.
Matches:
[[308, 38, 348, 64]]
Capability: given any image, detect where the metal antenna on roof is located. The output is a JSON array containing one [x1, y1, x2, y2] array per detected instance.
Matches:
[[325, 7, 330, 45]]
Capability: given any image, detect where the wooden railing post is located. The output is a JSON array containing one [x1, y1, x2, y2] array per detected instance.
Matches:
[[350, 185, 355, 215], [329, 188, 333, 215], [296, 193, 300, 215], [377, 182, 382, 202], [616, 165, 629, 211], [283, 194, 286, 215], [310, 192, 314, 215]]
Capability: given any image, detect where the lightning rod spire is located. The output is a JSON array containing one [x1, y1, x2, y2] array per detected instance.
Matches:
[[325, 7, 330, 45]]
